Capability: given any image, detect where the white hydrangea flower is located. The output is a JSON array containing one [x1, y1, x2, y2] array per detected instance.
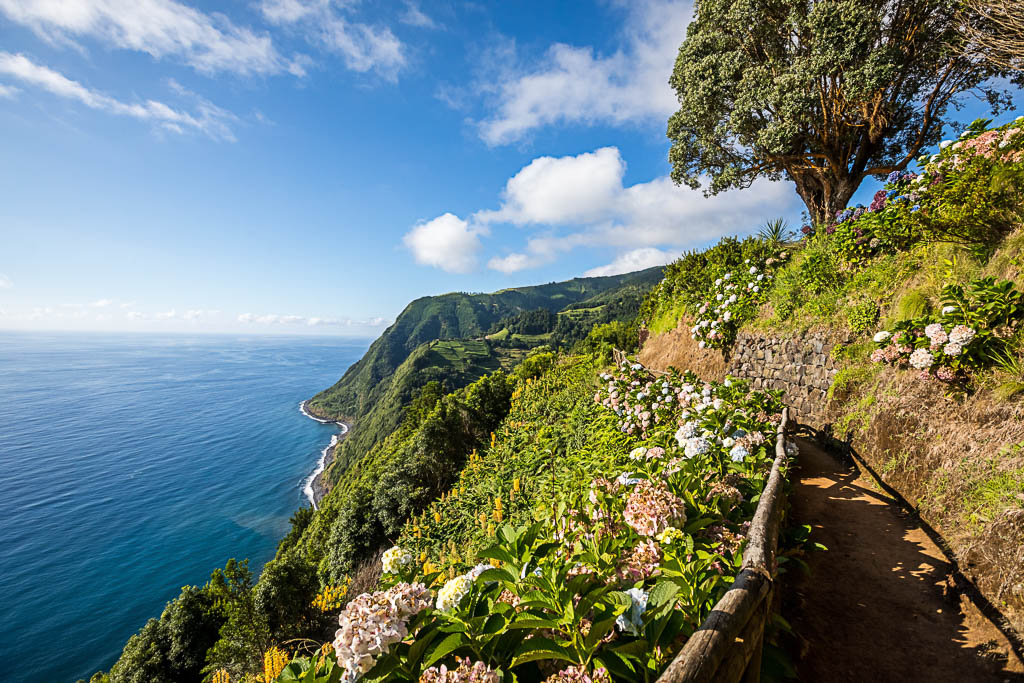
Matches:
[[684, 436, 710, 458], [939, 140, 952, 149], [698, 341, 706, 349], [729, 444, 750, 462], [722, 436, 735, 448], [948, 325, 976, 345], [616, 587, 649, 635], [749, 266, 758, 274], [381, 546, 414, 574], [629, 447, 648, 461], [873, 331, 891, 343], [436, 575, 474, 612], [942, 342, 963, 356], [909, 348, 934, 369]]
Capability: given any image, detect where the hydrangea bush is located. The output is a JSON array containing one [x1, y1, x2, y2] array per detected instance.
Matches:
[[870, 277, 1024, 385], [270, 359, 787, 682], [688, 255, 789, 350], [827, 117, 1024, 257]]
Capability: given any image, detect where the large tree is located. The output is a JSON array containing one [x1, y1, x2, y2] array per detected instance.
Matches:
[[667, 0, 1009, 225]]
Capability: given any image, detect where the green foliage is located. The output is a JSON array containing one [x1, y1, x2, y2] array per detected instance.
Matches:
[[846, 300, 880, 334], [576, 320, 638, 362], [204, 559, 271, 680], [299, 371, 518, 582], [893, 290, 931, 321], [312, 269, 663, 480], [103, 585, 224, 683], [639, 236, 777, 331], [908, 126, 1024, 248], [254, 549, 327, 642], [667, 0, 1006, 223]]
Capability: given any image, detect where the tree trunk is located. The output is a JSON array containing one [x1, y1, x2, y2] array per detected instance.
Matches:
[[790, 172, 860, 228]]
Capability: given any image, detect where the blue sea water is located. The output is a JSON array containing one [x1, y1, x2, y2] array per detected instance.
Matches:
[[0, 332, 367, 683]]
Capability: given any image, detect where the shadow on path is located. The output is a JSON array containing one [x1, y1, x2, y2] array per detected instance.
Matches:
[[780, 437, 1024, 682]]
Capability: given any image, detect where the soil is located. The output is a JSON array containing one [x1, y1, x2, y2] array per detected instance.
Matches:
[[781, 437, 1024, 681]]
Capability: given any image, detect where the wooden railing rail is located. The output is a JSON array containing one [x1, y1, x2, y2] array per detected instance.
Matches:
[[657, 407, 791, 683]]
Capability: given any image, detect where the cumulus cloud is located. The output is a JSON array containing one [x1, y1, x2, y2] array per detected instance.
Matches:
[[402, 212, 489, 274], [0, 52, 238, 140], [476, 147, 626, 226], [476, 0, 692, 145], [584, 247, 677, 277], [0, 83, 18, 98], [0, 274, 12, 289], [90, 298, 112, 308], [474, 146, 799, 273], [0, 0, 306, 77], [258, 0, 405, 80]]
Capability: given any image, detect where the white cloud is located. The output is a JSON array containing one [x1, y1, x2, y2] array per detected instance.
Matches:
[[119, 301, 136, 309], [476, 0, 692, 145], [476, 147, 625, 226], [401, 3, 438, 29], [417, 146, 800, 274], [0, 52, 238, 140], [0, 83, 18, 98], [488, 252, 538, 274], [182, 308, 220, 320], [0, 0, 305, 77], [238, 312, 389, 327], [90, 298, 112, 307], [584, 247, 676, 277], [155, 309, 177, 320], [402, 212, 489, 274], [258, 0, 405, 80], [0, 274, 12, 288], [125, 311, 145, 320]]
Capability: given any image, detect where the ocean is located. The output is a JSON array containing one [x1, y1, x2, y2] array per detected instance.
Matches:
[[0, 331, 367, 683]]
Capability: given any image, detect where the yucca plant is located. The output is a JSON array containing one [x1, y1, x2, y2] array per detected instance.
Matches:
[[759, 217, 793, 249]]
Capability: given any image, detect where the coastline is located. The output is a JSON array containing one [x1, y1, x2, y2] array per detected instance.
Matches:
[[299, 400, 351, 508]]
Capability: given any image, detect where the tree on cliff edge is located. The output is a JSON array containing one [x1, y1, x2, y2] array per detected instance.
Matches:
[[667, 0, 1009, 225]]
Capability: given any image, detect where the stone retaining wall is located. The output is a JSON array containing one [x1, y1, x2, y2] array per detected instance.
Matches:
[[727, 331, 847, 424]]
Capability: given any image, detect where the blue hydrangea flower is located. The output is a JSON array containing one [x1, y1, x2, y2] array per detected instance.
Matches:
[[910, 205, 921, 213]]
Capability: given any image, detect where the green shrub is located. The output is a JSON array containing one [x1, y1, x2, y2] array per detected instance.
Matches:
[[846, 300, 880, 334]]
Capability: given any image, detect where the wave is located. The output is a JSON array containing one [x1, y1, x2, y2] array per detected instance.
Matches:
[[299, 402, 348, 508], [298, 400, 336, 424]]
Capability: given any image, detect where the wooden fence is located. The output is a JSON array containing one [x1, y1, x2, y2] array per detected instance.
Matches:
[[609, 349, 792, 681], [657, 407, 791, 683]]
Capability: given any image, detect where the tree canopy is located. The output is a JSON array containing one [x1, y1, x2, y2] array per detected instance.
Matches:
[[667, 0, 1009, 224]]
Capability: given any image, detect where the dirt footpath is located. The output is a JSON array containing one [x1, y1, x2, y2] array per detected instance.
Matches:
[[781, 438, 1024, 681]]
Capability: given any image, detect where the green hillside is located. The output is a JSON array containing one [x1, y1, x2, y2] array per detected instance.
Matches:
[[306, 267, 662, 422], [310, 267, 663, 484]]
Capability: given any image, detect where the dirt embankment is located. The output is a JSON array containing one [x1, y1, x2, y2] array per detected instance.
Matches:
[[829, 369, 1024, 637], [638, 316, 728, 381]]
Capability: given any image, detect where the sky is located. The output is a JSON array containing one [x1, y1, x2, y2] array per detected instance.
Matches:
[[0, 0, 1020, 336]]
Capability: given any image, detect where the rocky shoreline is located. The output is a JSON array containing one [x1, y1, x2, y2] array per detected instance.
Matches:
[[300, 400, 351, 507]]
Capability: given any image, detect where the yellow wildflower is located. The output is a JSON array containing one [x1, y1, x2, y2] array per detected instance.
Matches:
[[262, 645, 289, 683]]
